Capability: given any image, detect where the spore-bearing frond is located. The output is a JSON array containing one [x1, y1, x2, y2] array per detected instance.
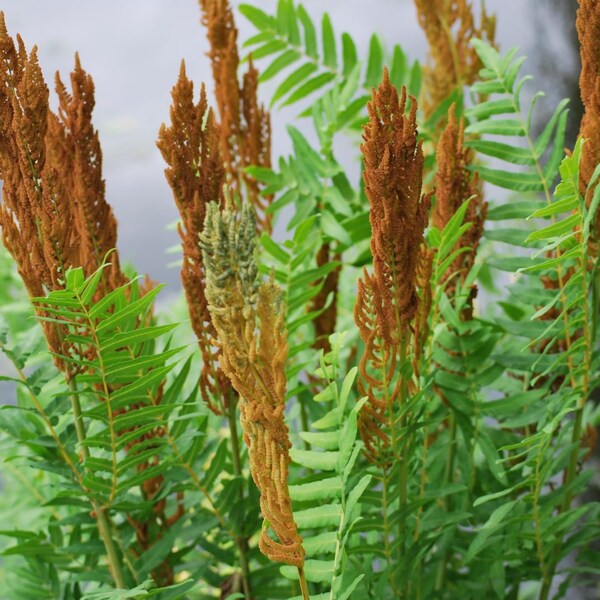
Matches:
[[200, 201, 305, 568]]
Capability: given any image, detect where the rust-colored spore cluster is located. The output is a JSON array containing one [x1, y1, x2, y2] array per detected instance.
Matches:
[[433, 104, 486, 311], [200, 202, 305, 568], [200, 0, 273, 233], [360, 69, 430, 342], [577, 0, 600, 210], [51, 55, 126, 292], [0, 15, 125, 363], [414, 0, 496, 117], [355, 71, 430, 460], [157, 63, 231, 415]]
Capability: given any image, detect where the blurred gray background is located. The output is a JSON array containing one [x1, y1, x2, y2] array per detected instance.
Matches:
[[0, 0, 582, 293]]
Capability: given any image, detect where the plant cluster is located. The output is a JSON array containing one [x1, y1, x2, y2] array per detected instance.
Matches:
[[0, 1, 599, 599]]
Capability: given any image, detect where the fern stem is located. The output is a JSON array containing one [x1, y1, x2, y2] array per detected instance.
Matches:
[[227, 397, 253, 600], [380, 467, 393, 568], [299, 398, 311, 451], [540, 196, 593, 599], [533, 441, 551, 599], [397, 342, 409, 596], [434, 413, 457, 593], [67, 377, 126, 589], [297, 566, 310, 600], [165, 430, 236, 537], [76, 290, 120, 501]]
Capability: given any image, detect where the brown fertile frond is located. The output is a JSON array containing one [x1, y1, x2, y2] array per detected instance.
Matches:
[[311, 242, 342, 352], [433, 104, 486, 312], [0, 19, 75, 362], [354, 272, 395, 462], [49, 54, 126, 290], [0, 19, 129, 364], [414, 0, 496, 118], [199, 0, 273, 233], [361, 70, 430, 343], [157, 61, 229, 414], [577, 0, 600, 221], [200, 202, 305, 568], [355, 71, 431, 462]]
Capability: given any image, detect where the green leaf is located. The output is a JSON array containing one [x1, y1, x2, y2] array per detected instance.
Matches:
[[101, 323, 178, 352], [260, 49, 301, 82], [341, 33, 357, 76], [291, 448, 340, 471], [365, 35, 384, 89], [472, 165, 544, 192], [282, 72, 336, 106], [271, 62, 318, 105], [297, 5, 318, 58], [238, 5, 275, 31], [465, 501, 518, 563], [295, 504, 343, 528], [321, 13, 337, 69], [289, 477, 342, 501]]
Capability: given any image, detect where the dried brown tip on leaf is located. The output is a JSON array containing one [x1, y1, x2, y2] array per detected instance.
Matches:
[[199, 0, 273, 233], [577, 0, 600, 217], [414, 0, 496, 118], [433, 104, 486, 309], [157, 62, 228, 414], [361, 70, 430, 342], [200, 202, 305, 567]]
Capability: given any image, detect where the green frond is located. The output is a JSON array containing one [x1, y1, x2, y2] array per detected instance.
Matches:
[[466, 40, 569, 195], [239, 1, 420, 111], [282, 333, 368, 599]]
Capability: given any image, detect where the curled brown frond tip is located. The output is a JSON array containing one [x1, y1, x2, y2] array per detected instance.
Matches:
[[354, 73, 431, 462], [0, 17, 125, 366]]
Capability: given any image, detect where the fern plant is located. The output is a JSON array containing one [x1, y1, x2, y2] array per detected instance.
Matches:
[[1, 2, 600, 600]]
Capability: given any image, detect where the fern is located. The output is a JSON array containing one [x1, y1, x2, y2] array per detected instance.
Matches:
[[465, 39, 568, 198], [31, 266, 181, 506], [466, 40, 600, 591], [282, 332, 369, 599], [239, 1, 420, 111]]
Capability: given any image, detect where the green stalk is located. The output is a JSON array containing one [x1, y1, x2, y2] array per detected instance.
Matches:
[[227, 397, 252, 600], [299, 398, 311, 451], [68, 378, 126, 589], [398, 342, 409, 598], [298, 566, 311, 600], [539, 409, 584, 600], [435, 414, 457, 592]]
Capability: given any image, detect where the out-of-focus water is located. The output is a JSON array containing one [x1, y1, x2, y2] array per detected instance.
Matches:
[[0, 0, 579, 292]]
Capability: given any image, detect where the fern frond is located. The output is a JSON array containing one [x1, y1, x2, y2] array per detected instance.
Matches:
[[282, 333, 369, 599], [465, 40, 568, 196], [32, 266, 181, 505], [239, 1, 420, 111]]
